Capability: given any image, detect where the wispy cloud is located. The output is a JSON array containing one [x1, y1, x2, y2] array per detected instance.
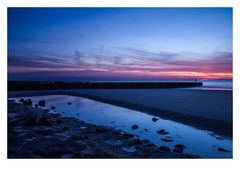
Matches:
[[8, 48, 232, 80]]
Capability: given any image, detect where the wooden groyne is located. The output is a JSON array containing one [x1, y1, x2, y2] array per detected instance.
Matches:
[[8, 81, 203, 91]]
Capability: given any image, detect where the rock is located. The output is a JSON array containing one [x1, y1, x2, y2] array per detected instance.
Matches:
[[19, 98, 24, 103], [131, 139, 142, 145], [51, 106, 56, 110], [38, 100, 46, 107], [161, 138, 174, 142], [217, 148, 231, 152], [152, 117, 159, 122], [173, 144, 186, 153], [123, 133, 135, 139], [157, 129, 169, 135], [35, 104, 38, 108], [95, 128, 108, 133], [131, 124, 139, 130], [62, 127, 69, 131], [34, 127, 54, 135], [143, 143, 157, 152], [175, 144, 186, 149], [27, 99, 32, 105], [157, 146, 171, 153], [67, 102, 72, 105], [22, 99, 32, 105]]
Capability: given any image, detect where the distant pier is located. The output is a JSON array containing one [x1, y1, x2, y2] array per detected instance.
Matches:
[[8, 81, 203, 91]]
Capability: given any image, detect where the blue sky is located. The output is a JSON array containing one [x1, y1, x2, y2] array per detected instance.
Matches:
[[8, 8, 232, 80]]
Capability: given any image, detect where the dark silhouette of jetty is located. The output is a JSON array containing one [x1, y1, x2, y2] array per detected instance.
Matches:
[[8, 81, 202, 91]]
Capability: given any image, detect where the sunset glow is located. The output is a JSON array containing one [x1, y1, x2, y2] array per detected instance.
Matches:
[[8, 8, 232, 81]]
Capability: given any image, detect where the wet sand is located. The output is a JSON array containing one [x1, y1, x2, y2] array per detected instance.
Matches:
[[8, 89, 232, 138]]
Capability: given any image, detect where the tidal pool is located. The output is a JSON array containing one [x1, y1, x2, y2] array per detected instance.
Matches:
[[13, 95, 232, 158]]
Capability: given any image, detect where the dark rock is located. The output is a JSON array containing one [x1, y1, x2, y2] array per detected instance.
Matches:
[[143, 143, 157, 152], [123, 133, 135, 139], [27, 99, 32, 105], [34, 127, 53, 135], [35, 104, 38, 108], [67, 102, 72, 105], [51, 106, 56, 110], [131, 124, 139, 130], [95, 128, 108, 133], [173, 144, 186, 153], [161, 138, 174, 142], [157, 146, 171, 153], [131, 139, 142, 145], [38, 100, 46, 107], [22, 100, 28, 105], [62, 127, 68, 131], [217, 148, 231, 152], [22, 99, 32, 105], [19, 98, 24, 103], [152, 117, 159, 122], [157, 129, 169, 135], [175, 144, 186, 149]]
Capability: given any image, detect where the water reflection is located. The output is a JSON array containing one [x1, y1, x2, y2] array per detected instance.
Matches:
[[14, 95, 232, 158]]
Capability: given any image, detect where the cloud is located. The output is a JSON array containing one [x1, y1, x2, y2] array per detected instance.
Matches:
[[8, 48, 232, 80]]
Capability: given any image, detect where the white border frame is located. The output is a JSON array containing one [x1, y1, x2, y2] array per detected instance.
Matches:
[[0, 1, 239, 169]]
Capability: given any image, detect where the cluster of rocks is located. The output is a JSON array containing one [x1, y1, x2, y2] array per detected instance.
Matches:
[[8, 100, 199, 158]]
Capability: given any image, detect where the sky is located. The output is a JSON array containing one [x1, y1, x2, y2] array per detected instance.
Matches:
[[8, 8, 232, 81]]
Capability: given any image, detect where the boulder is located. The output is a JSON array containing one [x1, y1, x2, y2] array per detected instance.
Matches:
[[173, 144, 186, 153], [22, 99, 32, 105], [152, 117, 159, 122], [38, 100, 46, 107], [157, 146, 171, 153], [157, 129, 169, 135], [217, 148, 231, 152], [19, 98, 24, 103], [131, 125, 139, 130]]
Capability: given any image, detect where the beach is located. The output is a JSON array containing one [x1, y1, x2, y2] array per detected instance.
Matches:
[[9, 88, 232, 138], [8, 100, 198, 158]]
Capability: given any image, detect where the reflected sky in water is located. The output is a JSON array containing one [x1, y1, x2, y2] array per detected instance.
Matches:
[[14, 95, 232, 158]]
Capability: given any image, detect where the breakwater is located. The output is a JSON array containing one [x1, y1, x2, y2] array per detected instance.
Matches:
[[8, 81, 202, 91]]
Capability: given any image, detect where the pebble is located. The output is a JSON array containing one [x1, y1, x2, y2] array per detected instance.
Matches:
[[131, 125, 139, 130]]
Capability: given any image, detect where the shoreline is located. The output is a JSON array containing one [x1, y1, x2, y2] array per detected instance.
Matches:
[[8, 100, 197, 158], [8, 89, 232, 138]]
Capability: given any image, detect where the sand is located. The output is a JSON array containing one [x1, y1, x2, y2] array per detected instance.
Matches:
[[8, 88, 232, 137]]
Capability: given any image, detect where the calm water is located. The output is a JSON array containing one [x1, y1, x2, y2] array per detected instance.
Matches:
[[14, 95, 232, 158], [189, 81, 232, 91]]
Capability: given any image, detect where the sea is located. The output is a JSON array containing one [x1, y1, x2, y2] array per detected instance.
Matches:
[[87, 80, 232, 91], [190, 81, 232, 91]]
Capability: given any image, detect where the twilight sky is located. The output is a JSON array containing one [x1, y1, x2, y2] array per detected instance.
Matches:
[[8, 8, 232, 81]]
